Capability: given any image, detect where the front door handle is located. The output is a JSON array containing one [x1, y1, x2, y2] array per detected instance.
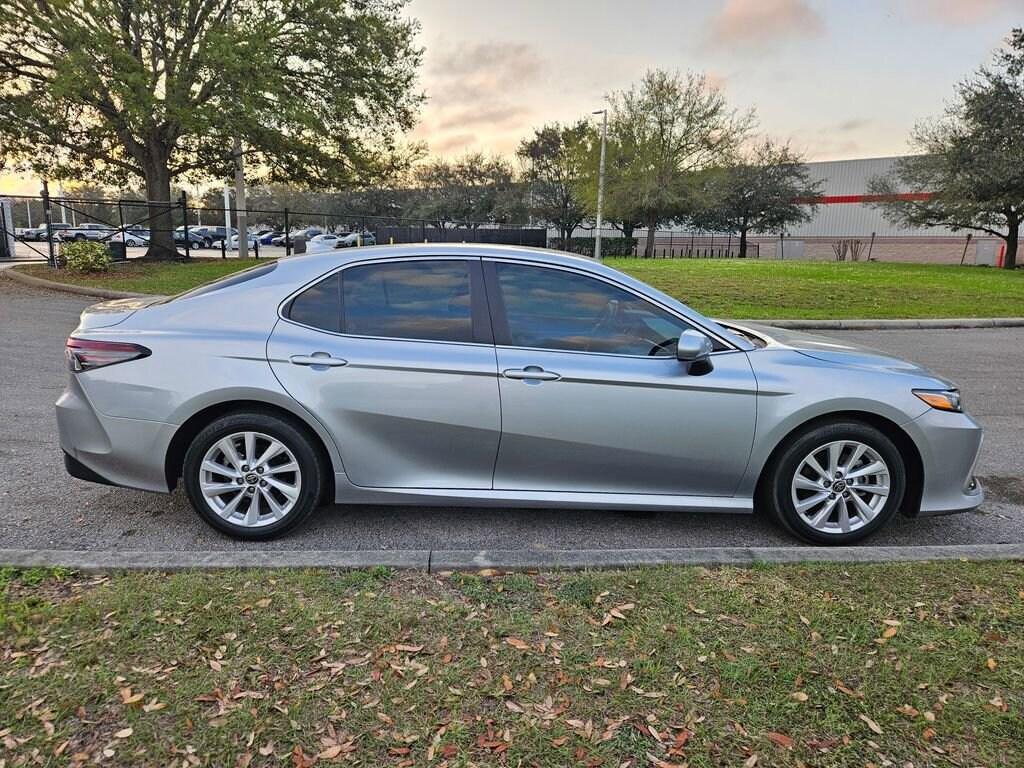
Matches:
[[502, 365, 560, 382], [290, 353, 348, 367]]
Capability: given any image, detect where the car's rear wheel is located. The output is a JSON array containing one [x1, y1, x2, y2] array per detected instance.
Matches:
[[764, 421, 905, 545], [183, 412, 323, 540]]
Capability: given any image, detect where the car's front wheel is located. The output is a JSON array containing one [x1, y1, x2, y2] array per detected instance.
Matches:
[[183, 412, 324, 540], [764, 420, 906, 545]]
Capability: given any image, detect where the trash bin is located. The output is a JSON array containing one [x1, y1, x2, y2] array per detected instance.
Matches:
[[107, 241, 127, 261]]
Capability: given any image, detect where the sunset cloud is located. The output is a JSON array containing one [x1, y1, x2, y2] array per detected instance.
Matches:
[[413, 41, 545, 156], [709, 0, 824, 47]]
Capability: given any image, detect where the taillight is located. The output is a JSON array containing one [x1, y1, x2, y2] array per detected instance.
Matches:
[[66, 337, 151, 372]]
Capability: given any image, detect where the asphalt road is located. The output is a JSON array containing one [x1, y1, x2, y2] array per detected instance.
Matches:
[[1, 273, 1021, 552]]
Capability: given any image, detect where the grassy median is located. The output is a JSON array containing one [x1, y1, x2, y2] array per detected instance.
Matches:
[[14, 257, 1024, 319], [1, 562, 1021, 766]]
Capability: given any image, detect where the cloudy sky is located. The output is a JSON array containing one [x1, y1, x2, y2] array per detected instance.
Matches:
[[408, 0, 1020, 158], [1, 0, 1019, 194]]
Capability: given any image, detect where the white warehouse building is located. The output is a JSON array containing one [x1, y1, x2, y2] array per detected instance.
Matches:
[[631, 156, 1007, 264], [750, 156, 1005, 265]]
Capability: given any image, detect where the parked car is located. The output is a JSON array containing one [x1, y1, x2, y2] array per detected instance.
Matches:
[[186, 226, 236, 248], [173, 227, 208, 248], [228, 232, 261, 250], [57, 222, 114, 242], [271, 227, 321, 246], [57, 244, 984, 543], [336, 230, 376, 247], [257, 230, 281, 245], [22, 222, 73, 241], [306, 233, 343, 251], [111, 228, 150, 247]]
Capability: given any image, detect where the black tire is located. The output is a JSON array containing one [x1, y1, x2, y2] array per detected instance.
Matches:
[[762, 420, 906, 545], [183, 412, 324, 540]]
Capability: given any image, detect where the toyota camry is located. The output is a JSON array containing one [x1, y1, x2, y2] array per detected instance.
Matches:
[[57, 244, 984, 544]]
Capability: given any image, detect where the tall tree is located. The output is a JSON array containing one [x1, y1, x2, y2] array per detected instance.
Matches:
[[0, 0, 423, 258], [573, 127, 643, 239], [869, 28, 1024, 269], [691, 140, 821, 258], [517, 121, 590, 243], [407, 153, 517, 228], [606, 70, 753, 257]]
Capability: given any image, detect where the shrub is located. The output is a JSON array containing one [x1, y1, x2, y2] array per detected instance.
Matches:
[[62, 241, 112, 273], [549, 237, 638, 258]]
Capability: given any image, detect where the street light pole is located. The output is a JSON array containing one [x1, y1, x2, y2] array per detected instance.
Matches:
[[592, 109, 607, 262]]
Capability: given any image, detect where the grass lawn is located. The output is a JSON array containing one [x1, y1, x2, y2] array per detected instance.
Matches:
[[13, 257, 1024, 319], [1, 562, 1021, 767], [605, 259, 1024, 320], [15, 258, 271, 297]]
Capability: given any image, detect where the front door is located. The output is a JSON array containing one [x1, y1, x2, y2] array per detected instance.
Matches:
[[485, 260, 757, 496], [268, 257, 500, 489]]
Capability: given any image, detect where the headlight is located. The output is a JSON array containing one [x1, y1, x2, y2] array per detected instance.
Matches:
[[913, 388, 962, 412]]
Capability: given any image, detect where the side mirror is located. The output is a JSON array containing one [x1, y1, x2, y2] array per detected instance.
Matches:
[[676, 330, 713, 362]]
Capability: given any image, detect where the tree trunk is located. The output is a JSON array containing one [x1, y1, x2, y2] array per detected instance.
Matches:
[[142, 160, 177, 260], [644, 216, 657, 258], [738, 228, 748, 259], [1003, 217, 1018, 269], [621, 222, 635, 240]]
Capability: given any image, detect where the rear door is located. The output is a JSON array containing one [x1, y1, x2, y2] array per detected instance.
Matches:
[[268, 257, 501, 489]]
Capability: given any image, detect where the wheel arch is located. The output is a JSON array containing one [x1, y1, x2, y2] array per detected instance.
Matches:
[[164, 399, 338, 503], [754, 410, 924, 517]]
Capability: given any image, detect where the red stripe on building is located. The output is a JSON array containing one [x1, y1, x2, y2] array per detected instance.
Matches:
[[793, 192, 934, 205]]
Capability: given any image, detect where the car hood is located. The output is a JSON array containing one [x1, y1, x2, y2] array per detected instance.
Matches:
[[722, 321, 954, 384]]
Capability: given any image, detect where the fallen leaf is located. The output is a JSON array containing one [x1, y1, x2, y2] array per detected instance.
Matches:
[[790, 691, 809, 702], [986, 657, 998, 671], [114, 728, 133, 739], [647, 753, 686, 768], [744, 755, 759, 767], [505, 637, 531, 651], [766, 732, 794, 750], [859, 714, 884, 735]]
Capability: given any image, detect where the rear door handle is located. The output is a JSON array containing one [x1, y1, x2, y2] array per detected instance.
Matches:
[[502, 366, 560, 381], [290, 353, 348, 367]]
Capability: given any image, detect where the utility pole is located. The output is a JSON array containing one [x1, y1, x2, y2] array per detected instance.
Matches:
[[223, 186, 231, 244], [233, 137, 249, 258], [25, 199, 32, 229], [226, 0, 248, 258], [57, 182, 68, 224], [592, 109, 607, 262]]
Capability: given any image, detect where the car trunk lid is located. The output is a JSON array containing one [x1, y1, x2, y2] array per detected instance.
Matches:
[[76, 296, 166, 331]]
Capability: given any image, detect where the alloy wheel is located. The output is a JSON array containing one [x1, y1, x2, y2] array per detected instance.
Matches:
[[198, 431, 302, 528], [790, 440, 890, 535]]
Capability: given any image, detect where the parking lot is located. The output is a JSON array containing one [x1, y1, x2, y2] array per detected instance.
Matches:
[[1, 272, 1022, 553]]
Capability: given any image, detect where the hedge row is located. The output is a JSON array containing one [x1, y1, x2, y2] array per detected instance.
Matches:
[[549, 237, 638, 258]]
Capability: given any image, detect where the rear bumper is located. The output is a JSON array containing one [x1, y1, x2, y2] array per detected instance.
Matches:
[[907, 408, 984, 516], [56, 375, 174, 493]]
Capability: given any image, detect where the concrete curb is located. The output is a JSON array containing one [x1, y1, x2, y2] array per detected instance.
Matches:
[[5, 264, 1023, 329], [2, 264, 149, 299], [1, 544, 1021, 572], [731, 317, 1024, 330]]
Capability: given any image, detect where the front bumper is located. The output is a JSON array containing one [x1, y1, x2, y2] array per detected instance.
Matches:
[[906, 407, 984, 516], [56, 375, 175, 493]]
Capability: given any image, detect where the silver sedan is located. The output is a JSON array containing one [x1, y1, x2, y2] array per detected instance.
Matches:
[[56, 245, 984, 544]]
